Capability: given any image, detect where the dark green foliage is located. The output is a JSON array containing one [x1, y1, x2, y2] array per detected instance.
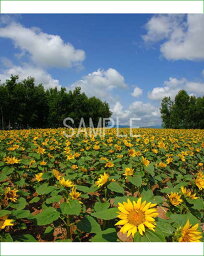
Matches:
[[0, 75, 111, 129], [160, 90, 204, 129]]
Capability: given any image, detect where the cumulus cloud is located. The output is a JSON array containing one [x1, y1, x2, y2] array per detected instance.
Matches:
[[148, 77, 204, 100], [0, 64, 61, 90], [143, 14, 204, 61], [131, 87, 143, 97], [71, 68, 127, 102], [0, 22, 85, 68], [111, 101, 161, 127]]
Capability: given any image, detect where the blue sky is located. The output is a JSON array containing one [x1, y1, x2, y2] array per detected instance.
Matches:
[[0, 14, 204, 126]]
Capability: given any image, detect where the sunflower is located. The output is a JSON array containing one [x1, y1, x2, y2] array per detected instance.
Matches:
[[195, 171, 204, 190], [115, 198, 158, 237], [128, 149, 136, 157], [4, 187, 18, 202], [105, 162, 114, 168], [59, 177, 75, 188], [168, 192, 183, 206], [181, 187, 198, 199], [141, 156, 150, 167], [69, 187, 81, 200], [95, 173, 109, 187], [178, 220, 202, 242], [4, 156, 20, 164], [0, 215, 14, 230], [52, 169, 62, 180], [158, 162, 167, 168], [40, 161, 47, 166], [35, 173, 43, 182], [123, 167, 134, 177]]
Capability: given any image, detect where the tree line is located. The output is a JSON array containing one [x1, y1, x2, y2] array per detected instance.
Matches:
[[0, 75, 111, 129], [160, 90, 204, 129]]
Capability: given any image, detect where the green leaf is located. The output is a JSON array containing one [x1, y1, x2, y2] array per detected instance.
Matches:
[[60, 200, 81, 216], [12, 210, 30, 219], [134, 229, 165, 242], [191, 199, 204, 210], [46, 195, 62, 204], [0, 210, 11, 217], [76, 185, 98, 193], [91, 208, 118, 220], [35, 207, 60, 225], [10, 197, 27, 210], [127, 175, 142, 187], [29, 197, 40, 203], [1, 167, 14, 175], [44, 226, 54, 234], [169, 213, 199, 226], [91, 228, 117, 242], [0, 233, 13, 242], [15, 178, 26, 187], [107, 182, 124, 194], [94, 201, 110, 212], [36, 184, 55, 195], [77, 215, 101, 233], [157, 219, 175, 236], [14, 234, 37, 242], [141, 190, 154, 201], [145, 164, 155, 176]]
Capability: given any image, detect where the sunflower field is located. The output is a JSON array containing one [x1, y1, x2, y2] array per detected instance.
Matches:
[[0, 128, 204, 242]]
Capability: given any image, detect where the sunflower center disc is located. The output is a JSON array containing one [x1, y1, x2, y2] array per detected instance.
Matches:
[[128, 209, 145, 226]]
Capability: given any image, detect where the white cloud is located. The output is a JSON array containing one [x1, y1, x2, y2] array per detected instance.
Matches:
[[111, 101, 161, 127], [71, 68, 127, 102], [143, 14, 204, 61], [0, 22, 85, 68], [131, 87, 143, 97], [0, 64, 61, 90], [148, 77, 204, 100]]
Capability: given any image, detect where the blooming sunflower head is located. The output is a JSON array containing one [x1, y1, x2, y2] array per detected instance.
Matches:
[[141, 156, 150, 167], [35, 173, 43, 182], [195, 171, 204, 190], [177, 220, 202, 242], [69, 187, 81, 200], [95, 172, 109, 187], [123, 167, 134, 177], [115, 198, 158, 237], [168, 192, 183, 206], [4, 187, 18, 202], [181, 187, 198, 199], [105, 162, 114, 168]]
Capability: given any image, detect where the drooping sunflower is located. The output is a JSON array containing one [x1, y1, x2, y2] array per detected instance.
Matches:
[[178, 220, 202, 242], [52, 169, 62, 180], [4, 156, 20, 165], [95, 173, 109, 187], [4, 187, 18, 202], [59, 177, 75, 188], [115, 198, 158, 237], [168, 192, 183, 206], [181, 187, 198, 199], [0, 215, 14, 230]]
